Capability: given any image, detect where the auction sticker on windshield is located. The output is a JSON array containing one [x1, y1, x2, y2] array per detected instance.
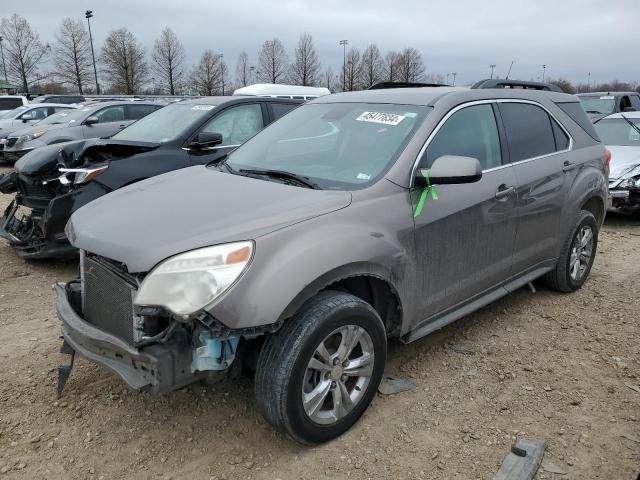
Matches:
[[192, 105, 215, 111], [356, 111, 405, 125]]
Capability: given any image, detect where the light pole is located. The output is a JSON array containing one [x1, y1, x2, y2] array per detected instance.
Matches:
[[587, 72, 591, 91], [0, 36, 7, 83], [339, 40, 348, 91], [85, 10, 100, 95], [452, 72, 457, 86], [217, 54, 225, 95], [249, 66, 255, 86], [446, 73, 450, 85], [489, 64, 496, 79], [541, 64, 547, 83]]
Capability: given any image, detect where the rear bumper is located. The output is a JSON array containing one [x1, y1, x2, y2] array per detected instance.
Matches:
[[55, 282, 205, 394]]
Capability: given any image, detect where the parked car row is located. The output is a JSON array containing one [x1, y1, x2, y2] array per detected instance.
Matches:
[[0, 81, 613, 444]]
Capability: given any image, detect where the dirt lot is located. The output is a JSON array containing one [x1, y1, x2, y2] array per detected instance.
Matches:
[[0, 164, 638, 480]]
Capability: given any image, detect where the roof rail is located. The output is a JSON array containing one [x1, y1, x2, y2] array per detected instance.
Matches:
[[471, 79, 562, 92], [368, 81, 450, 90]]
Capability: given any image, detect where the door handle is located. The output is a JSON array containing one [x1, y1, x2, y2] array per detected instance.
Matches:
[[562, 160, 578, 173], [495, 184, 516, 200]]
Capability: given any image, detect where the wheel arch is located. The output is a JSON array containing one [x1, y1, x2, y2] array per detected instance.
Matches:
[[580, 195, 605, 226], [278, 263, 404, 338]]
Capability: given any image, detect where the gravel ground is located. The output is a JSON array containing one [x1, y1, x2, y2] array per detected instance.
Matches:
[[0, 164, 638, 479]]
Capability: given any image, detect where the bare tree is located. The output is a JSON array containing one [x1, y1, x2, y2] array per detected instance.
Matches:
[[424, 73, 445, 84], [323, 66, 336, 92], [101, 28, 148, 94], [53, 18, 92, 94], [359, 44, 384, 88], [396, 47, 425, 83], [190, 49, 225, 95], [549, 78, 576, 94], [289, 33, 320, 86], [257, 38, 288, 84], [152, 27, 186, 95], [340, 47, 361, 91], [0, 14, 50, 92], [384, 51, 399, 82], [235, 51, 253, 88]]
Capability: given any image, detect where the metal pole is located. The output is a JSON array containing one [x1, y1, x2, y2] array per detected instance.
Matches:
[[489, 64, 496, 79], [587, 72, 591, 91], [85, 11, 100, 95], [218, 54, 225, 95], [339, 40, 348, 91], [446, 73, 450, 85], [0, 36, 8, 83], [542, 64, 546, 83], [452, 73, 457, 86]]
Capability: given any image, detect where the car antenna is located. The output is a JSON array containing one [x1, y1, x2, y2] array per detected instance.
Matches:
[[505, 60, 514, 80]]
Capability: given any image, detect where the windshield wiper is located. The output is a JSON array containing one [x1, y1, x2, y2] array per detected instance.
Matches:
[[585, 110, 604, 114], [238, 168, 320, 189], [620, 114, 640, 137]]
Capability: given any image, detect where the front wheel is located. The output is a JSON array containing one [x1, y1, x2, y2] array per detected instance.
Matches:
[[255, 291, 386, 444]]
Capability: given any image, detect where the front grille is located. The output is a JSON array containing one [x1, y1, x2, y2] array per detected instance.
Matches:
[[83, 255, 138, 344], [6, 137, 17, 148], [17, 178, 54, 199]]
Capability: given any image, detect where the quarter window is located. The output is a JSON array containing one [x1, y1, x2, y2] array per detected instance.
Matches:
[[420, 103, 502, 170], [498, 103, 557, 162], [201, 104, 264, 146]]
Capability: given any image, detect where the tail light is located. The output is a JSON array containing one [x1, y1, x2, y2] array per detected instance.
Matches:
[[603, 148, 611, 176]]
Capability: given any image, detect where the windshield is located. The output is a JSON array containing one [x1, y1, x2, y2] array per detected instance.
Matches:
[[226, 103, 429, 190], [38, 107, 87, 126], [111, 103, 213, 143], [0, 106, 28, 119], [579, 96, 616, 115], [594, 118, 640, 147]]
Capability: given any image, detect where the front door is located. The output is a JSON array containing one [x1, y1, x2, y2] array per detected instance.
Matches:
[[82, 105, 132, 139], [188, 103, 266, 165], [411, 102, 518, 330]]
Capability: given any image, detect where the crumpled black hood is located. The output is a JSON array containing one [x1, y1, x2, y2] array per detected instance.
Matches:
[[15, 138, 161, 177]]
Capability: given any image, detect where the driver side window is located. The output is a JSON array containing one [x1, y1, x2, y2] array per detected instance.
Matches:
[[419, 104, 502, 171], [200, 104, 264, 146]]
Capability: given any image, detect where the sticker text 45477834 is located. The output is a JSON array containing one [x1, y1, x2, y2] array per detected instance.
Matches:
[[356, 111, 405, 126]]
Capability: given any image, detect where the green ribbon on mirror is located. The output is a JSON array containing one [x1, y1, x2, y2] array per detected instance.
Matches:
[[413, 169, 439, 218]]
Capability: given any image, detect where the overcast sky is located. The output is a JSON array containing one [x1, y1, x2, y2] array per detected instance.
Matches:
[[2, 0, 639, 87]]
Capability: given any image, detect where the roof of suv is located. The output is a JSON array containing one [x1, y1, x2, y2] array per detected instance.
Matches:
[[577, 92, 638, 97], [179, 96, 304, 106], [311, 87, 577, 106]]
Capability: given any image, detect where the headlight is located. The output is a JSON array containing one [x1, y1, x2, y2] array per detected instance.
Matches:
[[134, 241, 254, 317], [16, 131, 45, 144], [58, 165, 108, 184], [619, 177, 640, 190]]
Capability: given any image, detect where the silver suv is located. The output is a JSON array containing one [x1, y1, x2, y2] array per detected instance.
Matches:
[[55, 87, 608, 444]]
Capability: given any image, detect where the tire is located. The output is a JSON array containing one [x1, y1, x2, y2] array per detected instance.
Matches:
[[255, 290, 386, 444], [544, 210, 598, 292]]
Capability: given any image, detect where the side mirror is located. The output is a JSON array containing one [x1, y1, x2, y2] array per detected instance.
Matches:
[[416, 155, 482, 187], [21, 113, 34, 122], [190, 131, 223, 149], [84, 116, 99, 126]]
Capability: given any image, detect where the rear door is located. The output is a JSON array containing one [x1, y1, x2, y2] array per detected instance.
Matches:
[[412, 101, 518, 324], [497, 101, 573, 282], [82, 105, 129, 138], [187, 102, 267, 165]]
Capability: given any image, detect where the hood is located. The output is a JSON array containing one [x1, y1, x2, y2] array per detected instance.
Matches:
[[607, 146, 640, 180], [7, 123, 67, 139], [0, 123, 24, 138], [0, 119, 17, 130], [67, 166, 352, 272], [15, 138, 161, 177]]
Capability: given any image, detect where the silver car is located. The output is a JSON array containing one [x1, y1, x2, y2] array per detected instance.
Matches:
[[3, 101, 163, 162], [56, 87, 608, 444], [593, 111, 640, 216], [0, 103, 76, 160]]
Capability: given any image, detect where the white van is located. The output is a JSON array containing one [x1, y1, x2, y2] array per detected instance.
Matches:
[[233, 84, 330, 101]]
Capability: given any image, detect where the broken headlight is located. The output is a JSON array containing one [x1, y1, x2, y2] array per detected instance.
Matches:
[[618, 176, 640, 190], [134, 241, 254, 317]]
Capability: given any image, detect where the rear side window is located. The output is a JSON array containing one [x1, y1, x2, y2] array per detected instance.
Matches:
[[0, 98, 24, 110], [499, 103, 556, 162], [271, 103, 298, 120], [556, 101, 600, 141], [551, 120, 570, 150], [421, 103, 502, 170], [629, 95, 640, 110], [127, 104, 160, 120]]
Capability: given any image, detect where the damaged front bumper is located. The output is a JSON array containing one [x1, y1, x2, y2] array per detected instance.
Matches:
[[55, 282, 215, 394], [608, 187, 640, 214]]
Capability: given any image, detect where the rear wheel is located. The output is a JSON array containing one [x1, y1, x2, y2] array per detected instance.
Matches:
[[255, 291, 386, 444], [544, 210, 598, 292]]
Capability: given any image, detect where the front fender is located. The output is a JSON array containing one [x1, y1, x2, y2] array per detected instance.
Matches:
[[207, 194, 415, 330]]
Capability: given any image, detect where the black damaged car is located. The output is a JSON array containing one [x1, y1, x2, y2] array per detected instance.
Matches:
[[0, 96, 302, 258]]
